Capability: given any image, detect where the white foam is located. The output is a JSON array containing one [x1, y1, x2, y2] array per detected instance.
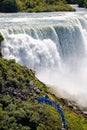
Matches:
[[0, 12, 87, 107]]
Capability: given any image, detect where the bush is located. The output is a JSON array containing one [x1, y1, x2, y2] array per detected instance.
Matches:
[[0, 103, 3, 117], [6, 78, 19, 88], [0, 0, 18, 12], [0, 34, 4, 43], [20, 0, 75, 12], [84, 0, 87, 8], [0, 96, 62, 130], [0, 48, 2, 58]]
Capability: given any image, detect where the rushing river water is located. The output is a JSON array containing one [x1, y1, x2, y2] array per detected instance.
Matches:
[[0, 6, 87, 107]]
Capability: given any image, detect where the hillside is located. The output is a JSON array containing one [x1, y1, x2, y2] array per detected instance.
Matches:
[[0, 35, 87, 130], [0, 57, 62, 130], [0, 0, 75, 13]]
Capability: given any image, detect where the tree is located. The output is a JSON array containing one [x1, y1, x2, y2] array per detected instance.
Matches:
[[67, 0, 77, 4], [0, 0, 18, 13], [84, 0, 87, 8], [77, 0, 84, 7], [44, 0, 55, 4]]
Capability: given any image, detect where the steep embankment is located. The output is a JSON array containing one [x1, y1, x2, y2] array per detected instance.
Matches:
[[0, 58, 61, 130], [0, 35, 87, 130]]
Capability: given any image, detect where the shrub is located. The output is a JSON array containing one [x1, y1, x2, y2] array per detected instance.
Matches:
[[0, 0, 18, 12], [0, 34, 4, 43], [6, 78, 19, 88]]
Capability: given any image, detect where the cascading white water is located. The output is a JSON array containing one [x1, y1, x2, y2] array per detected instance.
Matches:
[[0, 11, 87, 107]]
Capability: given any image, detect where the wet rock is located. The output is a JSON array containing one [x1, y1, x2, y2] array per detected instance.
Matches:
[[13, 91, 17, 96], [29, 81, 33, 86], [29, 93, 33, 96], [34, 87, 41, 94], [83, 111, 87, 118], [61, 128, 67, 130], [36, 88, 40, 94], [73, 106, 77, 111]]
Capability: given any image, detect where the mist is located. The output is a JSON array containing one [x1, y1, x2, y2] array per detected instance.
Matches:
[[37, 62, 87, 107], [1, 11, 87, 108]]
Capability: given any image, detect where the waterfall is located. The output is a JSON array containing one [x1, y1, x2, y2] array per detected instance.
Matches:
[[0, 12, 87, 107], [1, 26, 61, 71]]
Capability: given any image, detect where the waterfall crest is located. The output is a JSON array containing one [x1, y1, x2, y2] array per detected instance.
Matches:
[[0, 12, 87, 107]]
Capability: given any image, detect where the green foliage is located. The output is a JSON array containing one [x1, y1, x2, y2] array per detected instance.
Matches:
[[0, 0, 75, 12], [65, 109, 87, 130], [0, 0, 18, 12], [0, 34, 4, 43], [67, 0, 77, 4], [0, 34, 4, 58], [0, 48, 1, 57], [66, 0, 87, 8], [6, 78, 20, 88], [0, 0, 86, 12], [0, 94, 87, 130], [84, 0, 87, 8], [77, 0, 84, 7], [77, 0, 87, 8], [0, 95, 12, 108], [24, 0, 36, 9], [0, 57, 47, 96], [0, 96, 62, 130], [44, 0, 55, 4], [0, 103, 3, 117], [22, 0, 75, 12]]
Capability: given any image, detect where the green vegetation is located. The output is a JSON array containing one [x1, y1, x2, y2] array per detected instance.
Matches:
[[0, 95, 62, 130], [0, 0, 87, 12], [0, 57, 62, 130], [21, 0, 75, 12], [0, 34, 4, 57], [84, 0, 87, 8], [0, 34, 4, 43], [0, 0, 18, 13], [67, 0, 87, 8], [0, 58, 47, 93], [67, 0, 77, 4], [0, 0, 75, 13], [65, 109, 87, 130], [78, 0, 87, 8]]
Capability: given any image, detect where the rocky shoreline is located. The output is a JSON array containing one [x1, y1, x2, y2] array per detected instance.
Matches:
[[61, 98, 87, 118], [48, 88, 87, 119]]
